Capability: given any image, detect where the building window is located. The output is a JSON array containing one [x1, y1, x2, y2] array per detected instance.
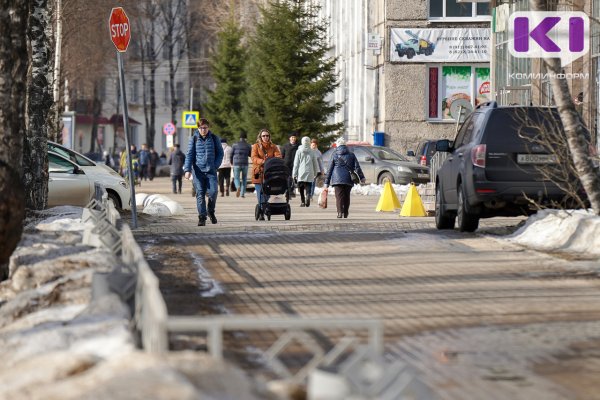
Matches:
[[427, 65, 490, 120], [130, 79, 139, 103], [429, 0, 490, 20], [163, 81, 170, 105]]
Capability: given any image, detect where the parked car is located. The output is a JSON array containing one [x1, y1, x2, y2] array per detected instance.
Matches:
[[47, 142, 131, 210], [407, 139, 439, 166], [322, 144, 429, 185], [48, 152, 130, 209], [434, 103, 582, 232]]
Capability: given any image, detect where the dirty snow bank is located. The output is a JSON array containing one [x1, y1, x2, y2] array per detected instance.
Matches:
[[0, 207, 271, 400], [505, 209, 600, 257]]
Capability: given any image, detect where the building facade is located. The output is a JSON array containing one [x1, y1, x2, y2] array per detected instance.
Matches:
[[322, 0, 491, 153]]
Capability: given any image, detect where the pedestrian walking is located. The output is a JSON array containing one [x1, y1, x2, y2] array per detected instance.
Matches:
[[148, 147, 159, 180], [183, 118, 224, 226], [231, 132, 252, 198], [310, 138, 324, 202], [139, 144, 149, 181], [323, 137, 365, 218], [292, 136, 320, 207], [218, 138, 233, 197], [103, 150, 115, 170], [251, 128, 281, 218], [168, 144, 186, 194], [281, 131, 299, 197]]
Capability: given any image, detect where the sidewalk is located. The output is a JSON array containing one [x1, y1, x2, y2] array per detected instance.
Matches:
[[128, 178, 600, 399], [128, 177, 515, 234]]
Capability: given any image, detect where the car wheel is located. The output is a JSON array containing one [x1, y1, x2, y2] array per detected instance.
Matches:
[[378, 172, 394, 185], [406, 49, 415, 59], [435, 184, 455, 230], [456, 183, 479, 232], [107, 191, 122, 210]]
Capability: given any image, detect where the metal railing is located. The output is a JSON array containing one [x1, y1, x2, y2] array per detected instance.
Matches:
[[167, 315, 383, 383], [429, 152, 449, 184], [83, 185, 386, 386]]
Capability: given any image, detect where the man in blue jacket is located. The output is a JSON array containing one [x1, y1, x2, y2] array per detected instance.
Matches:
[[183, 118, 224, 226]]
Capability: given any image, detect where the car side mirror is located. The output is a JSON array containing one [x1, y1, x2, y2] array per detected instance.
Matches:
[[74, 165, 84, 174], [364, 156, 374, 163], [407, 150, 415, 157], [436, 140, 451, 152]]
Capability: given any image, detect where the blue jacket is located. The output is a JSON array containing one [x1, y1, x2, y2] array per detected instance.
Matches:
[[324, 145, 365, 187], [183, 130, 224, 174], [230, 139, 252, 167], [139, 149, 149, 165]]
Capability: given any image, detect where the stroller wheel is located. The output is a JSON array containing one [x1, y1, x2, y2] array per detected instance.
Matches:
[[267, 214, 271, 221], [284, 204, 291, 220], [254, 204, 261, 221]]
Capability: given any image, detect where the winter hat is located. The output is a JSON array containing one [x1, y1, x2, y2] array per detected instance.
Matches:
[[220, 138, 227, 143], [336, 137, 346, 147], [301, 136, 310, 146], [288, 131, 299, 138]]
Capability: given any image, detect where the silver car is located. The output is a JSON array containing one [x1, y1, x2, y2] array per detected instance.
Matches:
[[322, 145, 430, 185], [47, 142, 131, 209]]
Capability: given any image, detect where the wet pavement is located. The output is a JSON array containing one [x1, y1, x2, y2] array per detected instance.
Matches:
[[130, 177, 600, 399]]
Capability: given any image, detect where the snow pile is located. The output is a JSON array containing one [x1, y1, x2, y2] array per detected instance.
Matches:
[[0, 207, 269, 399], [135, 193, 184, 216], [506, 209, 600, 257], [314, 182, 424, 197]]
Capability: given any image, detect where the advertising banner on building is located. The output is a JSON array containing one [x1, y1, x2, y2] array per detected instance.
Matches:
[[390, 28, 490, 63]]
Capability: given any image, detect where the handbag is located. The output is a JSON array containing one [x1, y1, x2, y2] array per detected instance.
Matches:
[[318, 189, 328, 209], [337, 156, 360, 185]]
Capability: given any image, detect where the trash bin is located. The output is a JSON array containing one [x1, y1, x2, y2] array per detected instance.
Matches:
[[373, 131, 385, 146]]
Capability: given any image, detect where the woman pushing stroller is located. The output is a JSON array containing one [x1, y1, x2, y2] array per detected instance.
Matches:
[[251, 128, 282, 220]]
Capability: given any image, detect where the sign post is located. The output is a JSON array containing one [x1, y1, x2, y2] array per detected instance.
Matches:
[[109, 7, 137, 228]]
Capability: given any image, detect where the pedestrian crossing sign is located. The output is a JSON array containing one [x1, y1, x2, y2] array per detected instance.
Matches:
[[182, 111, 200, 128]]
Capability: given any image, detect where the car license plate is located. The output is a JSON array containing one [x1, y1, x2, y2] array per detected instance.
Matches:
[[417, 173, 429, 179], [517, 154, 558, 164]]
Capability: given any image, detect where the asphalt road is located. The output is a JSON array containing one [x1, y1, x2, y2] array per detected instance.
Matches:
[[131, 177, 600, 399]]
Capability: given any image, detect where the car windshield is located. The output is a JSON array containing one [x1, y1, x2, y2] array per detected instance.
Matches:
[[372, 147, 410, 162], [47, 143, 96, 166]]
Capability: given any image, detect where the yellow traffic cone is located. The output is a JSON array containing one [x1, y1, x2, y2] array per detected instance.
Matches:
[[400, 183, 427, 217], [375, 181, 401, 211]]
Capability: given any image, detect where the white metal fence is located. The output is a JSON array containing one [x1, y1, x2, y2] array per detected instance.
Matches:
[[84, 188, 386, 386]]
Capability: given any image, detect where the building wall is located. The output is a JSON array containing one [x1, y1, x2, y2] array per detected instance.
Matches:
[[321, 0, 379, 142], [383, 0, 491, 154]]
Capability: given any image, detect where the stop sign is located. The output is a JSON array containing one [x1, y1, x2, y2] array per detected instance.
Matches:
[[109, 7, 131, 52]]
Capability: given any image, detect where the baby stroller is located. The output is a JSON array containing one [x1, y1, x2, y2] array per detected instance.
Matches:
[[255, 157, 292, 221]]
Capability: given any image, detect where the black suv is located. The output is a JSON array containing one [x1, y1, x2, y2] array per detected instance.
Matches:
[[408, 140, 438, 166], [435, 103, 581, 232]]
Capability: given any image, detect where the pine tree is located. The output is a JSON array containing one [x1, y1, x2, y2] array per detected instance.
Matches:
[[242, 0, 343, 145], [204, 17, 247, 143]]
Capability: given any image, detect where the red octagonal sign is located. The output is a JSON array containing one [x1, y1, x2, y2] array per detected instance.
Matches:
[[109, 7, 131, 52]]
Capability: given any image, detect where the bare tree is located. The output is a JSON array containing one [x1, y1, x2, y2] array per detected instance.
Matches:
[[0, 0, 28, 276], [159, 0, 188, 141], [24, 0, 55, 210], [530, 0, 600, 214], [132, 1, 161, 148], [61, 0, 115, 151], [511, 108, 590, 211]]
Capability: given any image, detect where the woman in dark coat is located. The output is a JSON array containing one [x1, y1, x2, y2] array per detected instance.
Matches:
[[323, 137, 365, 218]]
